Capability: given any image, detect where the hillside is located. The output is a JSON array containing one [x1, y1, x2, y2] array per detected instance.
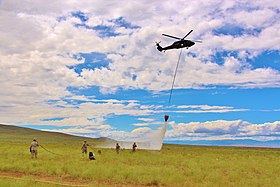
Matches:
[[0, 124, 111, 145]]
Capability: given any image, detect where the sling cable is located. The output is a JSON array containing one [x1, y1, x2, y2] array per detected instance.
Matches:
[[165, 49, 183, 122]]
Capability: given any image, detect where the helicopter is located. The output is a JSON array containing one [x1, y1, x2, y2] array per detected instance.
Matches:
[[156, 30, 201, 52]]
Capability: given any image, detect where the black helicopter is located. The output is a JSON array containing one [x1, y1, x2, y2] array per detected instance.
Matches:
[[156, 30, 201, 52]]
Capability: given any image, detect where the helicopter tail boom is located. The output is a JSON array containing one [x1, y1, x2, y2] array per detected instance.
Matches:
[[156, 43, 163, 52]]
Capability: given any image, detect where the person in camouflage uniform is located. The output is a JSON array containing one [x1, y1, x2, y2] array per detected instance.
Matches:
[[116, 143, 120, 154], [81, 140, 89, 157], [30, 138, 39, 159], [132, 142, 137, 152]]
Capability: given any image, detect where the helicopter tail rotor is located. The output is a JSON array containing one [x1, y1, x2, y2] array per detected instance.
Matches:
[[155, 41, 163, 52], [154, 41, 161, 46]]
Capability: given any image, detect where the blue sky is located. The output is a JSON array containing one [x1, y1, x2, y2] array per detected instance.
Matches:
[[0, 0, 280, 147]]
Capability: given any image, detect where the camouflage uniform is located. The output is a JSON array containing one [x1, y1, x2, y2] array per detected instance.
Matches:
[[132, 142, 137, 152], [30, 139, 39, 159], [116, 143, 120, 154], [81, 141, 89, 157]]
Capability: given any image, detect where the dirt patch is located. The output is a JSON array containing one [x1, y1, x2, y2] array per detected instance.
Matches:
[[0, 170, 154, 187], [0, 170, 90, 186]]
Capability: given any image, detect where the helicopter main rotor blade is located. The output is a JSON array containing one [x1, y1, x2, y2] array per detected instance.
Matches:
[[190, 40, 202, 43], [162, 34, 181, 40], [182, 30, 193, 40]]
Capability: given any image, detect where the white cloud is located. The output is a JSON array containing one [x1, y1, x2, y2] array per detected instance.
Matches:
[[233, 9, 276, 28], [166, 120, 280, 141], [0, 98, 154, 126], [1, 0, 280, 96], [44, 119, 280, 143], [177, 105, 233, 110], [0, 0, 280, 137], [133, 123, 150, 127], [173, 105, 248, 113], [46, 124, 112, 134], [137, 118, 155, 122], [131, 127, 151, 134]]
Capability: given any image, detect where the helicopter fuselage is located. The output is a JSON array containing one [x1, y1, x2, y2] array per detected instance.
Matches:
[[157, 40, 195, 52], [171, 40, 195, 49]]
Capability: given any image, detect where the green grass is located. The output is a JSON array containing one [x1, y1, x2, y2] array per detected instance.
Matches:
[[1, 124, 280, 186]]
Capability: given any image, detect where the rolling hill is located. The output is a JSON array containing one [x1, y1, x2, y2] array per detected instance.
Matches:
[[0, 124, 113, 145]]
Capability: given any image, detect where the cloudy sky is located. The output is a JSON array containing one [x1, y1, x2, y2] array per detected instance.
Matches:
[[1, 0, 280, 147]]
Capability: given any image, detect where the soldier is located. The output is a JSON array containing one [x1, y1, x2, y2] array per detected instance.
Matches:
[[30, 138, 39, 159], [116, 143, 120, 154], [89, 151, 96, 160], [81, 140, 89, 157], [132, 142, 137, 152]]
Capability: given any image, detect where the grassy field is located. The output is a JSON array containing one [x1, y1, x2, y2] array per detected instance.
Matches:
[[1, 124, 280, 186]]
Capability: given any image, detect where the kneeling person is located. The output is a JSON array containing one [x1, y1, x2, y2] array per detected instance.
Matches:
[[89, 152, 96, 160]]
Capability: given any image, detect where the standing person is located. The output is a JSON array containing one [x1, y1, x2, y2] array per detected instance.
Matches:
[[81, 140, 89, 157], [132, 142, 137, 152], [116, 143, 120, 154], [30, 138, 39, 159]]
